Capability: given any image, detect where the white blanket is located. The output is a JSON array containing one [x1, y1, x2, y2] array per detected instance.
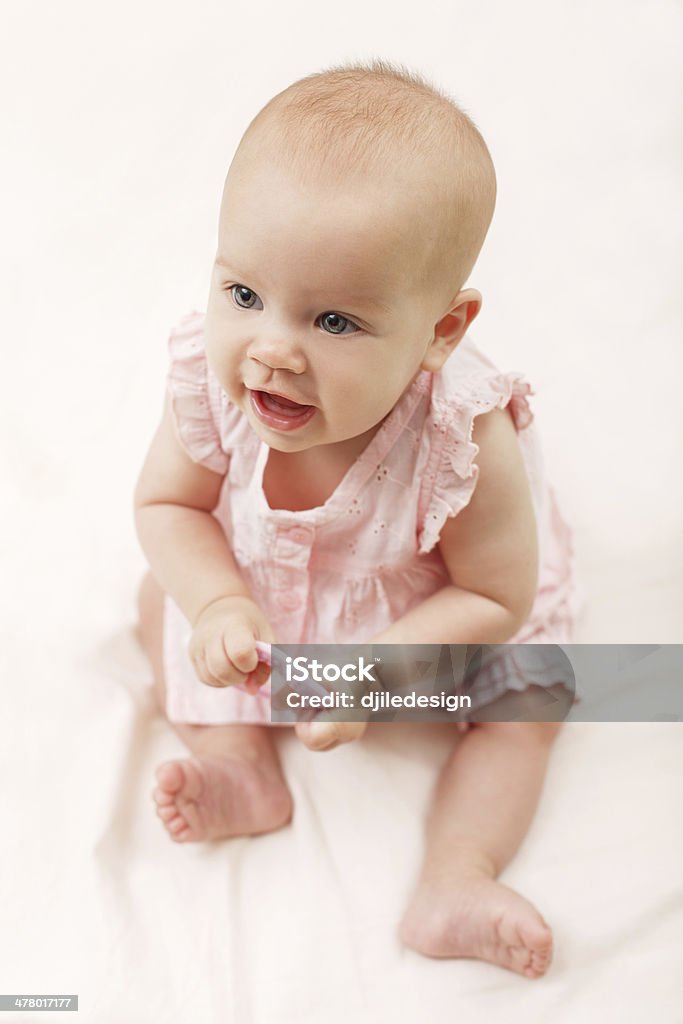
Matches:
[[3, 621, 682, 1020]]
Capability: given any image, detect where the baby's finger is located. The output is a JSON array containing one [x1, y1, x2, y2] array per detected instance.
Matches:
[[223, 626, 259, 677], [295, 719, 367, 752], [196, 648, 228, 688], [295, 721, 337, 750], [204, 632, 252, 686]]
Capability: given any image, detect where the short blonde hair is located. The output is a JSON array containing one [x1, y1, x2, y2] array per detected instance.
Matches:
[[231, 58, 497, 304]]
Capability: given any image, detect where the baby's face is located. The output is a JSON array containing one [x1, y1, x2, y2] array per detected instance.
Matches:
[[204, 158, 444, 455]]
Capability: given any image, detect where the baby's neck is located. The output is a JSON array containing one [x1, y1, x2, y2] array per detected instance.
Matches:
[[262, 416, 388, 512]]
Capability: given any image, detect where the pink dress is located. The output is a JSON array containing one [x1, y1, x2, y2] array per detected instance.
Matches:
[[162, 310, 583, 724]]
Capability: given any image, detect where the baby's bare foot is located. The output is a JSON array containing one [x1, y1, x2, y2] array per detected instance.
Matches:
[[399, 873, 553, 979], [152, 755, 292, 843]]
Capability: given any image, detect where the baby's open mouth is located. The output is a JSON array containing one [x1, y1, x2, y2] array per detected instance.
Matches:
[[258, 391, 312, 415], [250, 389, 317, 431]]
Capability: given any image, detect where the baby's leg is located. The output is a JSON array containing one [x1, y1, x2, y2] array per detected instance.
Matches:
[[399, 702, 562, 979], [136, 572, 292, 843]]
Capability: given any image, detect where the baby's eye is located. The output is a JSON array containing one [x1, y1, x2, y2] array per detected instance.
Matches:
[[318, 312, 360, 336], [230, 285, 263, 310]]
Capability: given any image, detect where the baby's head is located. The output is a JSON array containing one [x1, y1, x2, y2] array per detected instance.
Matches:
[[204, 59, 497, 454]]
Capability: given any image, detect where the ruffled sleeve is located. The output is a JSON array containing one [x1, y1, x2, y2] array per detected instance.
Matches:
[[166, 310, 230, 475], [417, 371, 535, 555]]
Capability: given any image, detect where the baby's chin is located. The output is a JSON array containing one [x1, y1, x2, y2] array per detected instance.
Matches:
[[250, 416, 381, 458], [259, 431, 319, 453]]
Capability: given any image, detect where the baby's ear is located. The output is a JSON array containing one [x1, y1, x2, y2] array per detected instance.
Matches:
[[422, 290, 481, 372], [420, 339, 453, 374], [420, 329, 465, 373]]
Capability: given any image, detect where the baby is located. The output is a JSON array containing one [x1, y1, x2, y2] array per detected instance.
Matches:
[[134, 59, 579, 980]]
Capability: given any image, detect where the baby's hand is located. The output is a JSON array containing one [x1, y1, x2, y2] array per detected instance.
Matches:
[[294, 719, 368, 752], [295, 717, 468, 750], [188, 595, 274, 692]]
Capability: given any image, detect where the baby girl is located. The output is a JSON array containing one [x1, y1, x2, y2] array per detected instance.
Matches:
[[134, 59, 580, 980]]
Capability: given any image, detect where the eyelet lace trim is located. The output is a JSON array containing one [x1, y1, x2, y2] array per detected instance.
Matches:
[[166, 311, 230, 475], [417, 371, 534, 555]]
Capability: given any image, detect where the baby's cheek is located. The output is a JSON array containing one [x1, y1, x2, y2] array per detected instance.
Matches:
[[209, 355, 241, 401], [328, 374, 363, 408]]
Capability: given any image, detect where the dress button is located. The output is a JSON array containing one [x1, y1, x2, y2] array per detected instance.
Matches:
[[287, 526, 313, 545]]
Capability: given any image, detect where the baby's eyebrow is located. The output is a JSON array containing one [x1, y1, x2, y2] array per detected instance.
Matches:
[[214, 254, 391, 317], [214, 255, 239, 271]]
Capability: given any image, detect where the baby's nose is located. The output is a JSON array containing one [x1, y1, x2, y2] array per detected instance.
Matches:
[[248, 333, 306, 374]]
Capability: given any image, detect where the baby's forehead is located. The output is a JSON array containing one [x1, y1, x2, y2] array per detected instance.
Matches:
[[222, 161, 430, 286], [229, 126, 445, 208], [224, 152, 437, 259]]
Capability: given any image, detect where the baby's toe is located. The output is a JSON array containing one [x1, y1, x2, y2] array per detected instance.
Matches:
[[520, 921, 553, 977], [156, 804, 178, 822], [152, 787, 174, 807], [154, 760, 185, 794], [167, 815, 188, 834], [167, 816, 191, 842]]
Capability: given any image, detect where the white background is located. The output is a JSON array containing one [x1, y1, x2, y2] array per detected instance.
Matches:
[[2, 2, 682, 1021]]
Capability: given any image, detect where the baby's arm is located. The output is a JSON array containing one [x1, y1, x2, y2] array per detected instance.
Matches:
[[298, 406, 537, 751], [134, 392, 251, 621], [134, 392, 271, 687], [375, 404, 538, 646]]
